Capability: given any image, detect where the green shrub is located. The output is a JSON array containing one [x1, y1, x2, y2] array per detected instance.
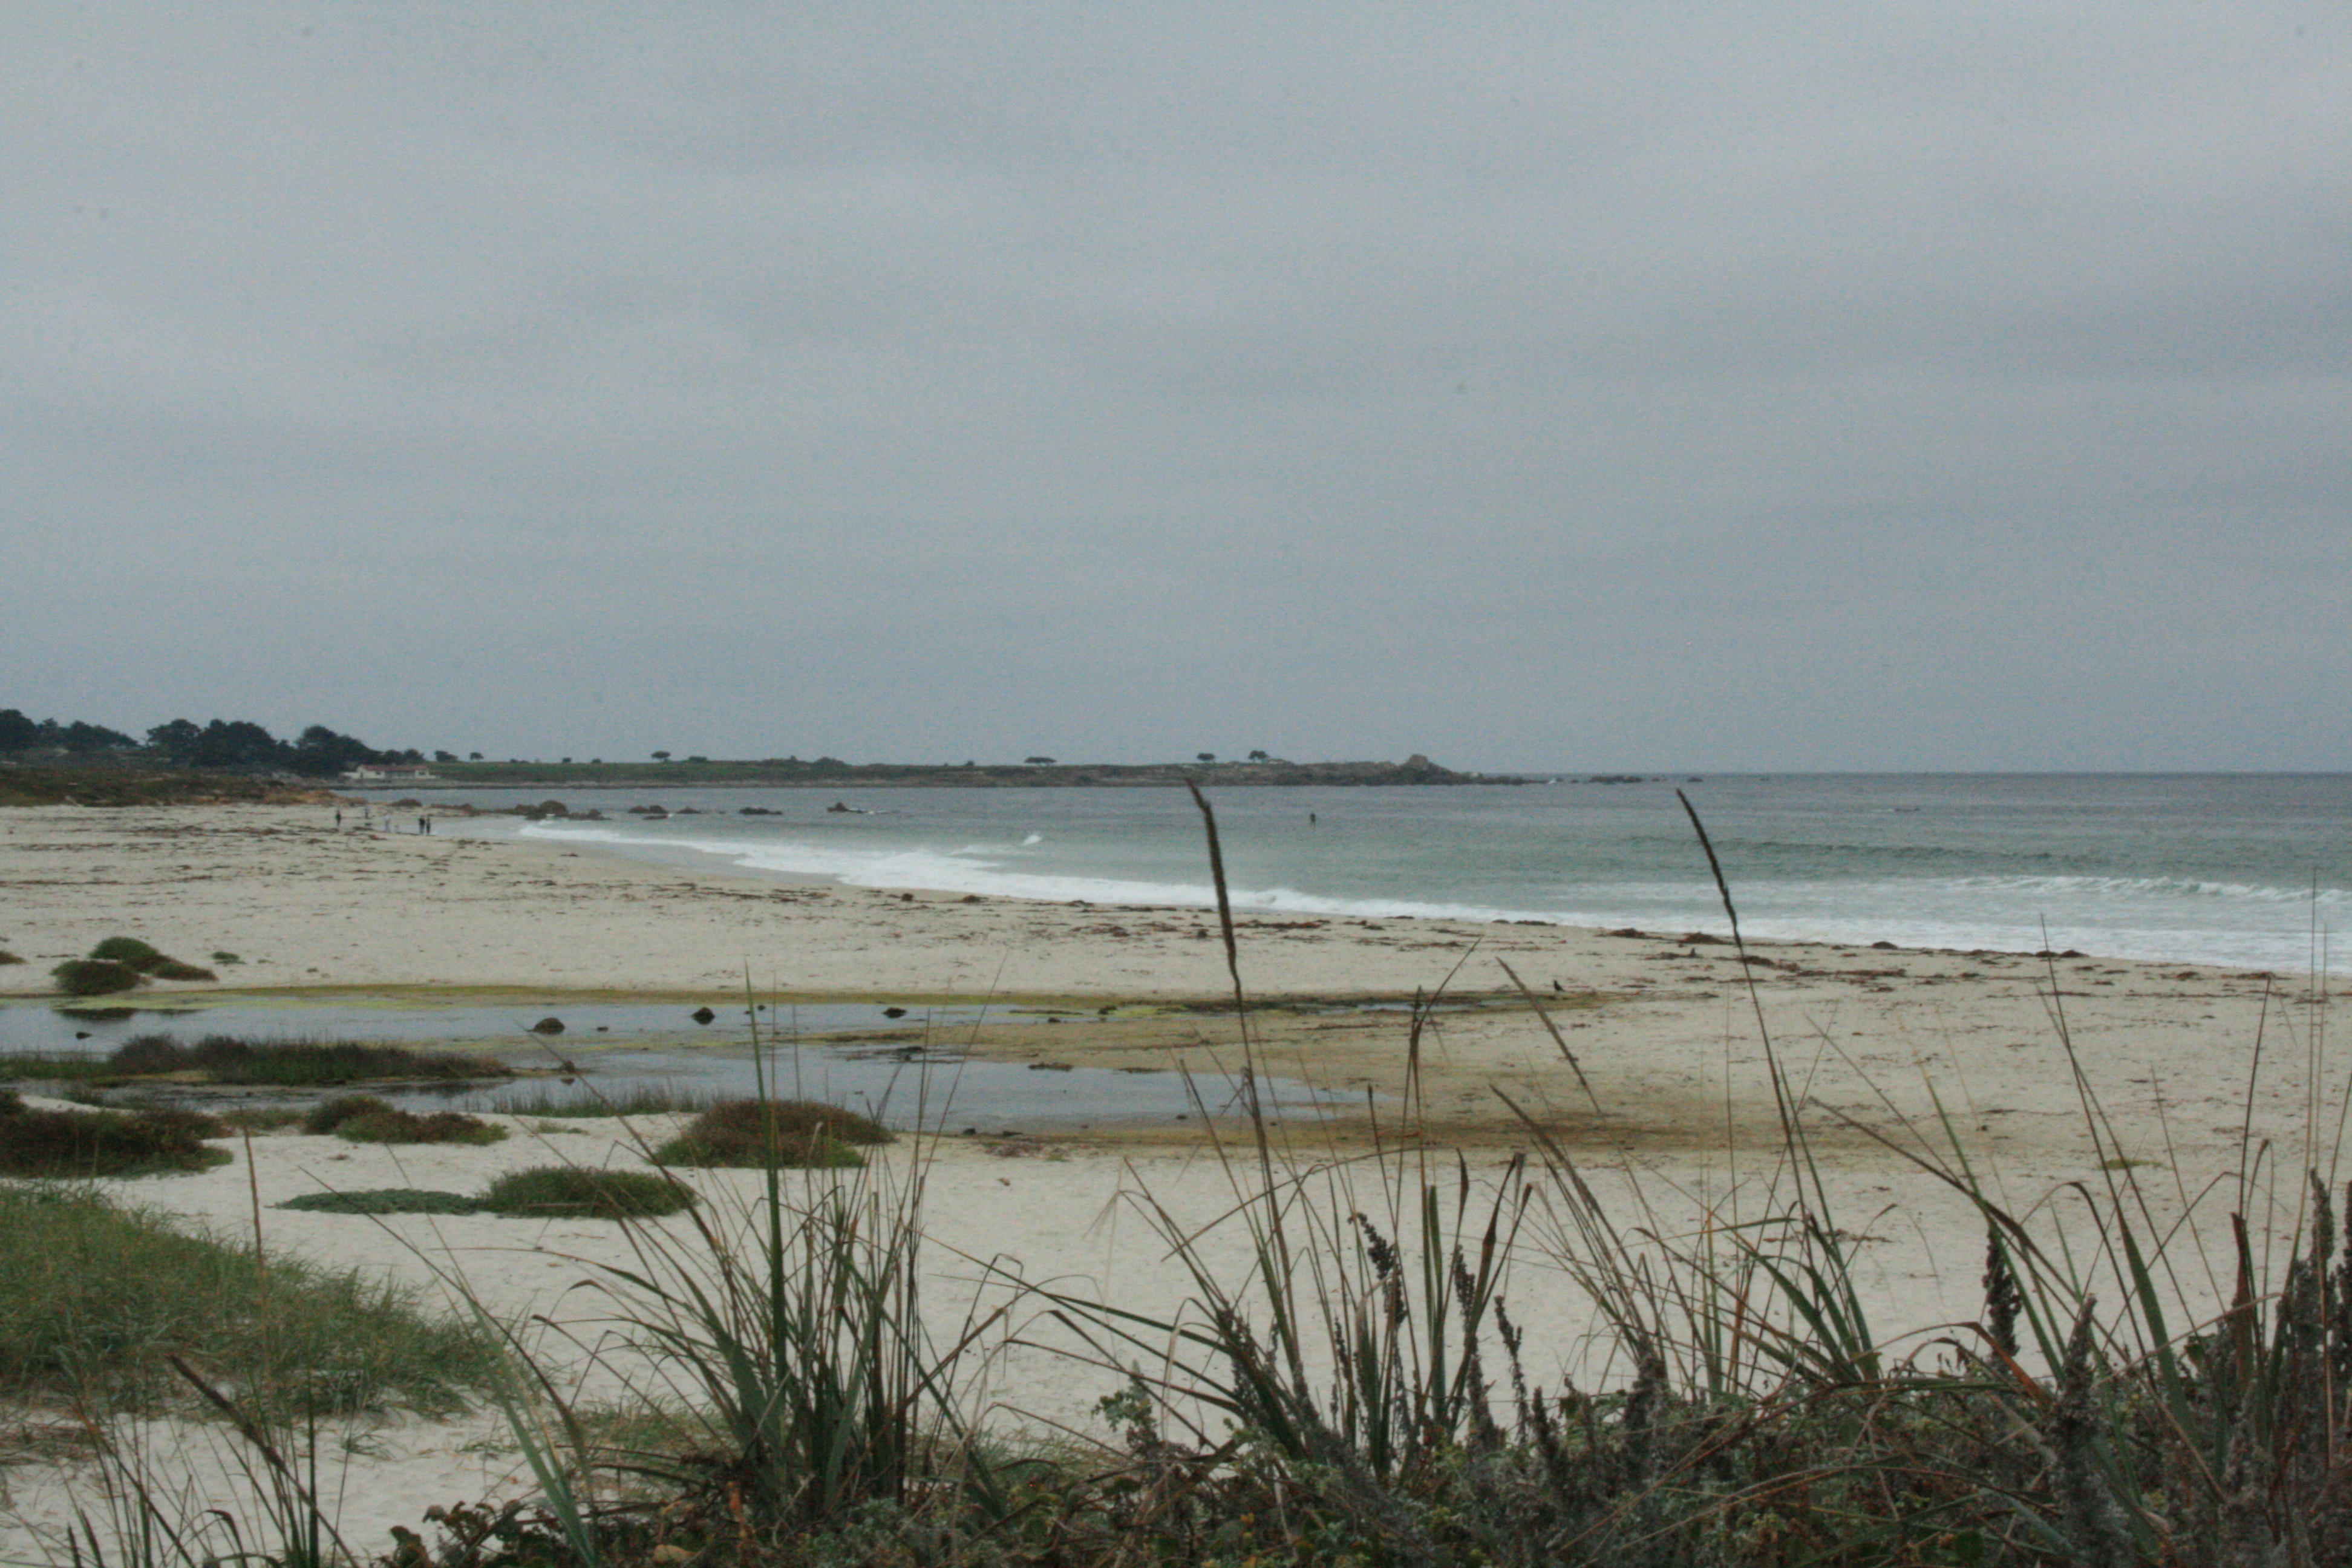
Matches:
[[0, 1105, 233, 1178], [653, 1097, 890, 1170], [145, 959, 217, 982], [345, 1109, 505, 1146], [87, 936, 163, 969], [302, 1093, 393, 1134], [50, 958, 143, 997], [121, 1105, 233, 1142], [479, 1166, 696, 1219], [218, 1106, 306, 1132], [276, 1188, 483, 1215], [0, 1088, 21, 1116], [302, 1096, 503, 1145], [0, 950, 25, 965], [209, 950, 243, 964]]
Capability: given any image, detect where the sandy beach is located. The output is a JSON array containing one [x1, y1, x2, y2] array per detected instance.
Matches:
[[1, 802, 2336, 1562]]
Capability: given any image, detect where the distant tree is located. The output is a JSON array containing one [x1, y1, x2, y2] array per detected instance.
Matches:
[[1024, 756, 1057, 765], [1248, 750, 1270, 762], [434, 750, 457, 763], [652, 751, 671, 761], [687, 755, 709, 763], [469, 752, 483, 761], [288, 725, 391, 777], [145, 719, 203, 762], [49, 719, 137, 753], [189, 719, 283, 770], [0, 709, 41, 751], [1197, 752, 1216, 763]]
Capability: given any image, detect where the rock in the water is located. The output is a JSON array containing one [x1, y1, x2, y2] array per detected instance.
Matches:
[[531, 1016, 566, 1034], [690, 1006, 716, 1024]]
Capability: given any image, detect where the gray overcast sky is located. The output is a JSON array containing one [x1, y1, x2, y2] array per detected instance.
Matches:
[[5, 3, 2346, 771]]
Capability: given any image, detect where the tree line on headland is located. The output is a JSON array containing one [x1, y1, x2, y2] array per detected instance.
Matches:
[[2, 707, 1520, 790], [0, 708, 417, 778]]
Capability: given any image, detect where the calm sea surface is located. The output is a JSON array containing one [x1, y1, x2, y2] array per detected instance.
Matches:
[[353, 774, 2352, 976]]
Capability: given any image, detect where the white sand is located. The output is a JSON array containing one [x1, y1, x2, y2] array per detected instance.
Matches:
[[1, 803, 2337, 1563]]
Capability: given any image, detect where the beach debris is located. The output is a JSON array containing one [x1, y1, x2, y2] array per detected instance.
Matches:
[[531, 1016, 566, 1034]]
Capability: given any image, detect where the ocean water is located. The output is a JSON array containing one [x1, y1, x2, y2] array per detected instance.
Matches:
[[359, 775, 2351, 976]]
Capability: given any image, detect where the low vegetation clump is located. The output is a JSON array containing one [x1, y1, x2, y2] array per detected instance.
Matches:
[[215, 1105, 307, 1132], [49, 958, 145, 997], [0, 1183, 499, 1411], [485, 1080, 714, 1119], [106, 1032, 510, 1085], [87, 936, 165, 969], [273, 1169, 696, 1219], [301, 1094, 505, 1145], [0, 1102, 232, 1177], [652, 1097, 892, 1170], [0, 949, 25, 965], [56, 936, 220, 992], [477, 1165, 696, 1218], [275, 1187, 485, 1215]]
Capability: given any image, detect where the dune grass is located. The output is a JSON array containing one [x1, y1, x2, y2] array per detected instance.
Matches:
[[0, 1102, 233, 1178], [0, 1183, 500, 1413]]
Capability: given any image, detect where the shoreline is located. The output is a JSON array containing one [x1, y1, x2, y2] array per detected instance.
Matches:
[[4, 801, 2338, 1557], [0, 801, 2319, 1155]]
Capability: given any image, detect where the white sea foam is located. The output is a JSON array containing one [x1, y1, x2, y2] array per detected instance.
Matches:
[[518, 822, 1539, 923], [506, 800, 2348, 974]]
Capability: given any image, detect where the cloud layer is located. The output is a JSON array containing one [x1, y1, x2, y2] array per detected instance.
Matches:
[[5, 3, 2346, 769]]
